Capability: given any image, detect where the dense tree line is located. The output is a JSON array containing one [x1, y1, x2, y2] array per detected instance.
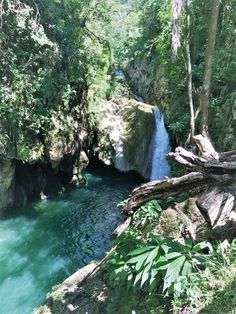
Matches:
[[112, 0, 236, 150], [0, 0, 235, 154], [0, 0, 110, 159]]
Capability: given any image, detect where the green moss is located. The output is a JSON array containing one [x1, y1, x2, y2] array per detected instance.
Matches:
[[123, 102, 155, 171]]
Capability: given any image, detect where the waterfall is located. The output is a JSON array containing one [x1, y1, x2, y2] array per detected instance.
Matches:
[[150, 107, 171, 181]]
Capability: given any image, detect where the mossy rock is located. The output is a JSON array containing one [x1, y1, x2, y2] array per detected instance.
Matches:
[[123, 101, 155, 176], [92, 97, 155, 178]]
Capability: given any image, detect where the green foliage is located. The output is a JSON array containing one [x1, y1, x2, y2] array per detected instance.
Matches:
[[168, 160, 185, 178], [114, 0, 236, 150], [169, 121, 186, 134], [171, 239, 236, 311], [0, 0, 113, 160], [136, 200, 162, 224], [104, 196, 236, 312], [108, 235, 211, 295]]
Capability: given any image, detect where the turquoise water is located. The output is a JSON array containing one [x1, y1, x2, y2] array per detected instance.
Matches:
[[0, 167, 139, 314]]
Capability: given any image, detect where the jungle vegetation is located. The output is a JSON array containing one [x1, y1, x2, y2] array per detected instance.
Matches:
[[1, 0, 235, 313]]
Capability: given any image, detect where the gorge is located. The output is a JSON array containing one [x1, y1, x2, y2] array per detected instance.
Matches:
[[0, 0, 235, 313]]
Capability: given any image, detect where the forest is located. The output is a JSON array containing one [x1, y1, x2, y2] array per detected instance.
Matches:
[[0, 0, 235, 313]]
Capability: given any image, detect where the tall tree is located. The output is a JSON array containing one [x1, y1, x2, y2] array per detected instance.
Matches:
[[185, 0, 194, 143], [200, 0, 220, 137]]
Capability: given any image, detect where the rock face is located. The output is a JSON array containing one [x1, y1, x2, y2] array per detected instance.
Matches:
[[45, 115, 80, 169], [156, 198, 206, 242], [92, 98, 155, 178], [126, 56, 166, 110], [0, 113, 89, 211], [0, 157, 15, 210]]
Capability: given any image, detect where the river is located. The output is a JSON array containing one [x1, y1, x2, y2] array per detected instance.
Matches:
[[0, 166, 139, 314]]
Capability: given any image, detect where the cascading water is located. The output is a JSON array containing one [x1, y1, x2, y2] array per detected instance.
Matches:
[[150, 107, 171, 181]]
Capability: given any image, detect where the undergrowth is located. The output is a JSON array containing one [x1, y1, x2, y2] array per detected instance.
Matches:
[[102, 201, 236, 313]]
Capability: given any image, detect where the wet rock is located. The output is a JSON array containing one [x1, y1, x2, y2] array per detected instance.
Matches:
[[91, 98, 155, 178], [0, 157, 15, 211], [71, 150, 89, 186]]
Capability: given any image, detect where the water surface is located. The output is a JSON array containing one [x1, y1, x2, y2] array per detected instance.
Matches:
[[0, 166, 139, 314]]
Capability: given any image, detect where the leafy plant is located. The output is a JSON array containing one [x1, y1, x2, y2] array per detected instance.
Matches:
[[109, 236, 212, 296], [133, 200, 162, 228], [171, 239, 236, 311], [168, 121, 186, 134]]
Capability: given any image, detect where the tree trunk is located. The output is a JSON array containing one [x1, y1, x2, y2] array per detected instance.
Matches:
[[185, 0, 195, 143], [200, 0, 220, 136], [172, 0, 185, 59], [123, 135, 236, 228], [123, 172, 209, 214]]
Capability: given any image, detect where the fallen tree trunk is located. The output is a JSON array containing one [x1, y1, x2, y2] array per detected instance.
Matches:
[[168, 147, 236, 183], [123, 172, 209, 214], [124, 135, 236, 228]]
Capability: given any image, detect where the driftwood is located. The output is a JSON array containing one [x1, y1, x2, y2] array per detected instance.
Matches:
[[124, 135, 236, 228]]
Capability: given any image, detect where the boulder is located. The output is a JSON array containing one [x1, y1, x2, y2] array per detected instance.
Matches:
[[92, 98, 155, 178], [71, 150, 89, 186]]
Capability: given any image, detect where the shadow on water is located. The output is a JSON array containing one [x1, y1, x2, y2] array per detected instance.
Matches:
[[0, 165, 141, 314]]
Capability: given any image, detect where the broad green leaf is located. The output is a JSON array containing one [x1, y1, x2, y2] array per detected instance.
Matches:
[[165, 252, 182, 260], [136, 253, 150, 272], [127, 246, 155, 257], [156, 256, 168, 264], [127, 273, 133, 281], [150, 234, 161, 245], [119, 269, 128, 281], [133, 271, 143, 287], [157, 263, 169, 270], [150, 269, 161, 291], [181, 260, 192, 276], [163, 256, 186, 292], [192, 255, 207, 265], [161, 244, 170, 254], [192, 241, 211, 253], [109, 258, 117, 265], [185, 238, 193, 248], [140, 263, 152, 287], [127, 251, 150, 266], [145, 247, 159, 265], [174, 281, 182, 294], [114, 266, 124, 274], [168, 240, 185, 253]]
